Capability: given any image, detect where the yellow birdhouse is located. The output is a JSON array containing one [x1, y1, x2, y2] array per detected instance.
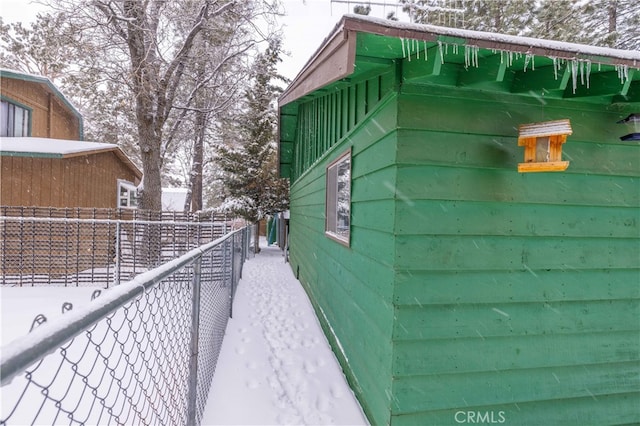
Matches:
[[518, 119, 571, 173]]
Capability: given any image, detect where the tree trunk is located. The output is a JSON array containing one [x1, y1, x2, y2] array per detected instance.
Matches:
[[137, 125, 163, 267], [608, 0, 618, 47], [186, 110, 205, 212]]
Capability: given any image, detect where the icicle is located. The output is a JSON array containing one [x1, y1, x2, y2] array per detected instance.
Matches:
[[401, 37, 406, 58], [616, 64, 629, 84], [407, 39, 411, 61], [464, 45, 479, 69], [464, 45, 469, 69], [571, 60, 578, 94], [416, 39, 420, 60], [438, 40, 445, 64], [585, 60, 591, 89], [424, 40, 428, 61], [552, 57, 558, 80]]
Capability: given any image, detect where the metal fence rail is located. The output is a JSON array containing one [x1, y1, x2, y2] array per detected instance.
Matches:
[[0, 207, 231, 287], [0, 225, 254, 426]]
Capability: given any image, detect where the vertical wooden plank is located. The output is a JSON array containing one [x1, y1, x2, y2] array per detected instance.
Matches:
[[10, 157, 21, 205], [22, 157, 33, 206], [334, 92, 339, 145], [0, 156, 11, 204], [356, 81, 366, 123], [30, 158, 43, 207], [368, 76, 380, 113], [328, 93, 334, 150], [39, 158, 52, 207], [83, 155, 95, 207], [313, 98, 318, 164], [337, 89, 343, 141], [322, 95, 328, 156], [63, 158, 74, 207], [349, 85, 356, 131], [299, 104, 304, 174], [50, 158, 62, 207], [342, 88, 349, 137]]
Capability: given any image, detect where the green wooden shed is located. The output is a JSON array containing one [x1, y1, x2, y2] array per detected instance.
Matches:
[[278, 15, 640, 426]]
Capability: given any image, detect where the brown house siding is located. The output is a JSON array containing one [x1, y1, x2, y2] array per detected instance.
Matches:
[[1, 152, 139, 208], [1, 77, 81, 140]]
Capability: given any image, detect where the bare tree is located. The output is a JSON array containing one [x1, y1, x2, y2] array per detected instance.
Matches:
[[41, 0, 281, 213]]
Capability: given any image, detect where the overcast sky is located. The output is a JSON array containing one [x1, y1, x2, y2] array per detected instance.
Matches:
[[0, 0, 400, 80]]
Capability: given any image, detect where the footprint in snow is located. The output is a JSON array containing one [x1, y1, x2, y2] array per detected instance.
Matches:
[[316, 393, 331, 412], [303, 360, 316, 374]]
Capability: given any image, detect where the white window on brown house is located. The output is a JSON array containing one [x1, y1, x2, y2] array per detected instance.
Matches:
[[1, 100, 31, 137], [117, 180, 138, 208], [325, 149, 351, 246]]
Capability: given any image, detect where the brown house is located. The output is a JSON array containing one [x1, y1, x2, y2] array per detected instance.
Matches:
[[1, 137, 142, 208], [1, 69, 83, 140], [0, 137, 143, 278]]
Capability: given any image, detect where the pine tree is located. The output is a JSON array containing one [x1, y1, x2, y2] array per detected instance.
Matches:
[[529, 0, 584, 42], [400, 0, 534, 34], [354, 4, 372, 15], [216, 38, 290, 251], [579, 0, 640, 49]]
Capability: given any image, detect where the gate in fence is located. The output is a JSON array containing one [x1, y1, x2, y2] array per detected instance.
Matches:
[[0, 225, 254, 426], [0, 207, 231, 287]]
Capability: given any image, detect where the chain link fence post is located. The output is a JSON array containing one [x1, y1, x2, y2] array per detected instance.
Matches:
[[187, 256, 202, 426]]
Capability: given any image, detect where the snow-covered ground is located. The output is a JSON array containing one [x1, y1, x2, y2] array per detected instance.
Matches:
[[201, 241, 368, 425], [1, 286, 103, 345], [0, 239, 368, 425]]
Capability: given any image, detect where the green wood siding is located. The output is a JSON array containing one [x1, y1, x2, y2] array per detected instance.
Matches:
[[290, 68, 395, 182], [288, 84, 400, 425], [390, 85, 640, 424], [281, 21, 640, 423]]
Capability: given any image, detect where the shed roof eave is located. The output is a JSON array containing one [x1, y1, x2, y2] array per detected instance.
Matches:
[[278, 23, 356, 107], [278, 14, 640, 107], [341, 14, 640, 65]]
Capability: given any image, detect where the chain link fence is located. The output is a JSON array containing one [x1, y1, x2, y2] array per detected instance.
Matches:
[[0, 206, 231, 287], [1, 225, 254, 426]]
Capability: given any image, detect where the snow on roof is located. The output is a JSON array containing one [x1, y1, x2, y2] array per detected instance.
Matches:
[[341, 14, 640, 64], [0, 137, 143, 178], [162, 188, 188, 211], [0, 137, 117, 156], [280, 14, 639, 106]]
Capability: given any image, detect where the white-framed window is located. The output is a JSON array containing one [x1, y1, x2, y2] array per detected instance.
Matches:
[[325, 149, 351, 245], [117, 180, 138, 208], [1, 99, 31, 137]]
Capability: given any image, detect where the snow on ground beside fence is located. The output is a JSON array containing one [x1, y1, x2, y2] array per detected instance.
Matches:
[[1, 286, 101, 346], [0, 238, 367, 424], [201, 241, 368, 425]]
